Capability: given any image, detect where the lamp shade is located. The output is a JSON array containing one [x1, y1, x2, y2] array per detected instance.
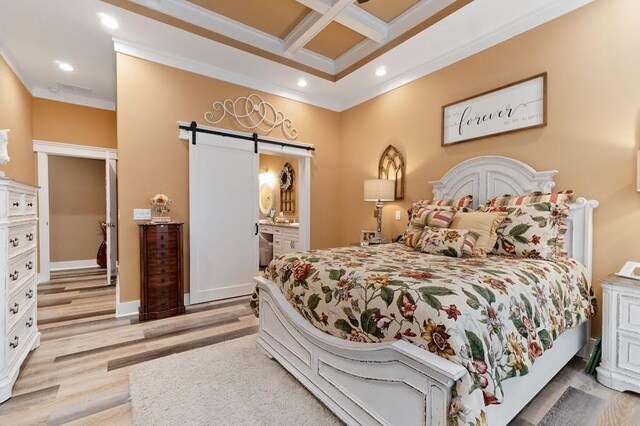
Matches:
[[364, 179, 395, 202]]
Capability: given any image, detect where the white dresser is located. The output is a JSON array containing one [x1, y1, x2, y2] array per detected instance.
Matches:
[[0, 177, 40, 402], [597, 274, 640, 394]]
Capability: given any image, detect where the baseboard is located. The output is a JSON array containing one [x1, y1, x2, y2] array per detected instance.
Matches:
[[116, 293, 191, 318], [50, 259, 98, 271]]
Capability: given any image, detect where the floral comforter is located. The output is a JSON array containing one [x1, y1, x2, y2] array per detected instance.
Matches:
[[252, 243, 595, 425]]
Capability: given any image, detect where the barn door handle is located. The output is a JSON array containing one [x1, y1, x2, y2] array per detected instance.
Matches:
[[255, 223, 258, 235]]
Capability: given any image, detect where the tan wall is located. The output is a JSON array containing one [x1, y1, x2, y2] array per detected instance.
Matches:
[[116, 54, 342, 302], [259, 154, 299, 220], [339, 0, 640, 335], [48, 156, 106, 263], [0, 56, 34, 185], [32, 98, 117, 148]]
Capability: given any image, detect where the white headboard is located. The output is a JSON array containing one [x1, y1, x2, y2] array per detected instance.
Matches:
[[430, 156, 598, 281]]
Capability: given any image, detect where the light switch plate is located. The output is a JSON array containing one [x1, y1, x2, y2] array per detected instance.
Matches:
[[395, 210, 402, 220], [133, 209, 151, 220]]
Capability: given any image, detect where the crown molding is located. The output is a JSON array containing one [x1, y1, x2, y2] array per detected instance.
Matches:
[[337, 0, 595, 110], [0, 39, 33, 93], [113, 38, 342, 112], [32, 87, 116, 111]]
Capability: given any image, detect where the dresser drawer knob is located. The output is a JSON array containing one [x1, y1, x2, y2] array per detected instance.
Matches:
[[9, 303, 19, 314], [9, 237, 19, 247], [9, 336, 19, 349], [160, 235, 165, 240], [160, 243, 166, 249], [25, 261, 33, 270], [26, 317, 34, 327], [26, 233, 34, 241], [12, 201, 20, 207], [27, 202, 33, 207], [9, 271, 19, 281], [26, 289, 34, 299]]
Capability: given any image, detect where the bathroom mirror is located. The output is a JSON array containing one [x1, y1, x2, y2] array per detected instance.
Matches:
[[259, 182, 275, 215]]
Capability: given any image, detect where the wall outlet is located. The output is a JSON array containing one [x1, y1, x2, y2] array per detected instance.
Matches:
[[395, 210, 402, 221], [133, 208, 151, 220]]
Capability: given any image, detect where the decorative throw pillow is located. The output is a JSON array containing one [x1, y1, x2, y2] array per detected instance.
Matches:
[[419, 227, 479, 258], [425, 195, 473, 208], [450, 212, 508, 257], [484, 190, 574, 208], [403, 207, 456, 248], [482, 202, 569, 260]]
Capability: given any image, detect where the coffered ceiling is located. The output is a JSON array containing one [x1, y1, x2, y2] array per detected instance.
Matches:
[[103, 0, 471, 80], [0, 0, 595, 112]]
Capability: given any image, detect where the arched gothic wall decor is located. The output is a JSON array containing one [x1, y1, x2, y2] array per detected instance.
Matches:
[[279, 162, 296, 212], [378, 145, 405, 200], [204, 94, 298, 140]]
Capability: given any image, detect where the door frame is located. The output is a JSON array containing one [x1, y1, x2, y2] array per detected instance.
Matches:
[[32, 140, 118, 284]]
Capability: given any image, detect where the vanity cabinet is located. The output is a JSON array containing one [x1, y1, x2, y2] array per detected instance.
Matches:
[[259, 224, 299, 259]]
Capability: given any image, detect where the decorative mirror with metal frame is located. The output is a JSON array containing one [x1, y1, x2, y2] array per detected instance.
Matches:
[[378, 145, 405, 200], [279, 162, 295, 213]]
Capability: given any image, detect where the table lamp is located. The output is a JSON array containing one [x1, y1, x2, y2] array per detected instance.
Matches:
[[364, 179, 395, 244]]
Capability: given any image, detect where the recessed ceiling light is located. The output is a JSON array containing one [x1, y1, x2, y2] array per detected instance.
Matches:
[[297, 78, 308, 88], [57, 62, 74, 72], [375, 67, 387, 77], [98, 13, 119, 29]]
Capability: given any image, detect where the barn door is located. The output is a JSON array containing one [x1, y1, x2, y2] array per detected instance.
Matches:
[[189, 133, 259, 304]]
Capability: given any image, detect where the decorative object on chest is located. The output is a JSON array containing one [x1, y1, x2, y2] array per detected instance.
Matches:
[[150, 193, 172, 223], [597, 274, 640, 394], [139, 223, 185, 322], [0, 177, 40, 403]]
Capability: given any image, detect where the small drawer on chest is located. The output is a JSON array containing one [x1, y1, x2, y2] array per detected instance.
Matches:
[[7, 249, 37, 291], [8, 191, 24, 217], [619, 293, 640, 335], [8, 223, 37, 259], [7, 304, 37, 368], [7, 277, 36, 330], [23, 194, 37, 216]]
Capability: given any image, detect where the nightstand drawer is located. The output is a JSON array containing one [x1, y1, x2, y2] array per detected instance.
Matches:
[[619, 294, 640, 335], [618, 334, 640, 374]]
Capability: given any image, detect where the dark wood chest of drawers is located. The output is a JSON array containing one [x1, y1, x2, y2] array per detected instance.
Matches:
[[139, 223, 186, 321]]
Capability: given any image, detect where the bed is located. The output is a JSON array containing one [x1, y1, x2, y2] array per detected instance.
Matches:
[[253, 156, 598, 426]]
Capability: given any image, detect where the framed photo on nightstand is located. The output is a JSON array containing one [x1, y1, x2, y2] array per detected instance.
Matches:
[[616, 261, 640, 281], [360, 230, 376, 245]]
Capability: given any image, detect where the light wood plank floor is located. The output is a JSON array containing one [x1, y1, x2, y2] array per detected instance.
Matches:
[[0, 269, 258, 425]]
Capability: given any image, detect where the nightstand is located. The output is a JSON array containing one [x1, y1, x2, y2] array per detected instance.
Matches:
[[597, 274, 640, 393]]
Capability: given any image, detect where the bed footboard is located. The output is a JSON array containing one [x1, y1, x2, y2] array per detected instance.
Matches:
[[255, 276, 466, 426]]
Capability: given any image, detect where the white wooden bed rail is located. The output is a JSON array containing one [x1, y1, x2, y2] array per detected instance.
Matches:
[[255, 276, 466, 426]]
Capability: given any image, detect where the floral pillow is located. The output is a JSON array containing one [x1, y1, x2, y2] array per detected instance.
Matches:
[[484, 190, 574, 207], [403, 207, 456, 248], [419, 227, 480, 258], [482, 202, 569, 260]]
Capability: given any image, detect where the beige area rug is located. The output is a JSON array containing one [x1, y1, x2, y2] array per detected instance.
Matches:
[[129, 334, 342, 426]]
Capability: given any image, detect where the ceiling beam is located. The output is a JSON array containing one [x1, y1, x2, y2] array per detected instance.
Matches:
[[296, 0, 387, 42], [284, 0, 355, 53]]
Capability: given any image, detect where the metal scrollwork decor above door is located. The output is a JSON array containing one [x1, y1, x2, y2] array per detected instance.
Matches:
[[378, 145, 405, 200], [204, 94, 298, 140]]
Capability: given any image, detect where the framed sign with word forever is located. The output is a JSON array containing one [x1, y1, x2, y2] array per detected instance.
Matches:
[[442, 73, 547, 145]]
